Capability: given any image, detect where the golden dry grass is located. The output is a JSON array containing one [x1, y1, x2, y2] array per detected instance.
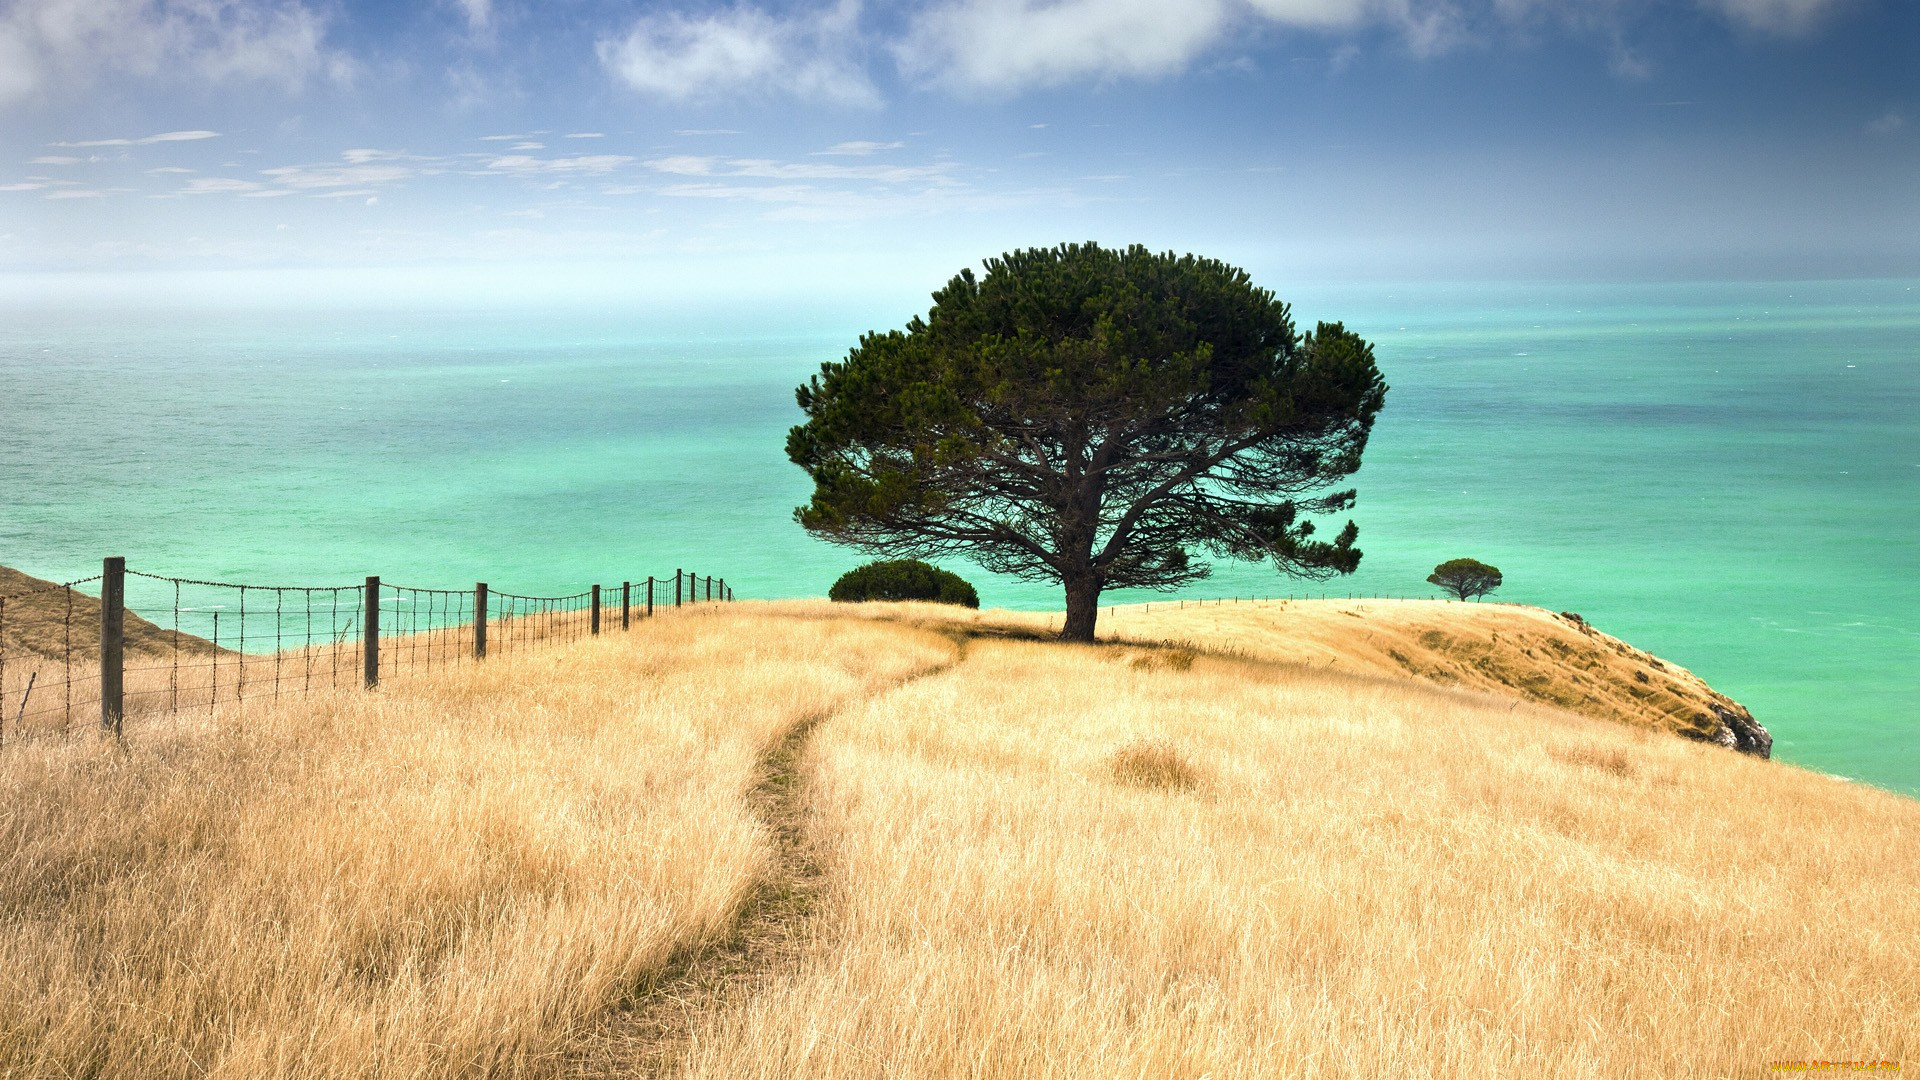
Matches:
[[2, 598, 1915, 1079], [676, 610, 1919, 1079], [955, 596, 1768, 745], [0, 606, 955, 1077]]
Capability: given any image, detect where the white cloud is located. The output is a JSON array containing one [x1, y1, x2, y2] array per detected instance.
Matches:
[[1698, 0, 1844, 34], [674, 129, 742, 136], [814, 140, 905, 155], [598, 0, 876, 105], [485, 154, 636, 175], [892, 0, 1849, 93], [45, 189, 111, 199], [146, 166, 196, 174], [53, 130, 220, 147], [0, 182, 48, 191], [182, 177, 263, 194], [1865, 110, 1904, 136], [29, 156, 84, 165], [341, 148, 427, 164], [645, 155, 954, 183], [479, 134, 524, 141], [260, 163, 415, 189], [510, 141, 546, 150], [565, 132, 606, 139], [0, 1, 343, 107], [448, 0, 490, 32], [896, 0, 1237, 92]]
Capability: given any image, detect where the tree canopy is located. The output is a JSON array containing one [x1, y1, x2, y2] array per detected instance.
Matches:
[[1428, 558, 1503, 601], [787, 243, 1389, 640]]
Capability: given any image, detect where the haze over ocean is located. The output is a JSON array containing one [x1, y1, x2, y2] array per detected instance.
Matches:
[[1, 277, 1912, 792]]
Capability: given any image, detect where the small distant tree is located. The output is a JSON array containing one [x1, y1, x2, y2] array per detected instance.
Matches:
[[1428, 558, 1502, 601], [787, 243, 1389, 642], [830, 559, 980, 608]]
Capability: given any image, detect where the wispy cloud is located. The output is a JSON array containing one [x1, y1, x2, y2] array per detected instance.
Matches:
[[0, 0, 345, 107], [565, 132, 606, 139], [645, 155, 954, 183], [447, 0, 491, 33], [1865, 110, 1904, 136], [889, 0, 1853, 94], [182, 177, 264, 194], [341, 148, 429, 164], [262, 163, 417, 189], [598, 0, 875, 105], [814, 140, 905, 155], [485, 154, 636, 175], [28, 156, 84, 165], [52, 130, 220, 148]]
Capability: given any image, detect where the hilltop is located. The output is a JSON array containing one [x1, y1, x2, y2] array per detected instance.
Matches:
[[1089, 597, 1773, 756], [0, 565, 221, 661], [0, 598, 1910, 1078]]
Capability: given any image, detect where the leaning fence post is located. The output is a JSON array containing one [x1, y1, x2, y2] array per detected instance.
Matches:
[[474, 583, 488, 660], [591, 585, 602, 635], [675, 569, 683, 608], [100, 556, 126, 736], [622, 581, 631, 630], [647, 576, 655, 617], [363, 576, 380, 689]]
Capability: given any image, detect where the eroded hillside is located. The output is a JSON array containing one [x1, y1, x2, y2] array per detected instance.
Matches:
[[1079, 597, 1773, 756]]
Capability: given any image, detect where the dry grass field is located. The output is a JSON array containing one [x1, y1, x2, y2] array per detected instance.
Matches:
[[1, 597, 1915, 1078]]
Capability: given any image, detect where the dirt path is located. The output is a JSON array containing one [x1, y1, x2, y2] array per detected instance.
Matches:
[[566, 647, 965, 1077]]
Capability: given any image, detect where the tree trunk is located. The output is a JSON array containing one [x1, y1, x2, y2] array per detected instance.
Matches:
[[1060, 572, 1101, 642]]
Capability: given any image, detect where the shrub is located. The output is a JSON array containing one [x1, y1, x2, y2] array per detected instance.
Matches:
[[1108, 739, 1204, 790], [829, 560, 980, 608]]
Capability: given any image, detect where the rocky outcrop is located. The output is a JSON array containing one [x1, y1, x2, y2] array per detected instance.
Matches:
[[1684, 700, 1773, 759]]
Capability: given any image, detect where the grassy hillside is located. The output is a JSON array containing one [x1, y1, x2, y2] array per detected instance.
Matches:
[[0, 565, 220, 661], [1089, 597, 1773, 754], [0, 600, 1912, 1078]]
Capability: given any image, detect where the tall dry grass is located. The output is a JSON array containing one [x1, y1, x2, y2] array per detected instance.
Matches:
[[0, 607, 955, 1078], [677, 632, 1920, 1078]]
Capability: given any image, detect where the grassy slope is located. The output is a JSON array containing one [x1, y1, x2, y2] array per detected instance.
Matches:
[[0, 565, 219, 661], [990, 597, 1769, 750], [685, 606, 1918, 1078], [1, 599, 1913, 1078]]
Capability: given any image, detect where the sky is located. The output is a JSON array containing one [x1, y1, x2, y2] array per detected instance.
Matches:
[[0, 0, 1914, 303]]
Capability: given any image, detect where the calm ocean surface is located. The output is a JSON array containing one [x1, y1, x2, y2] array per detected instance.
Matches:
[[1, 279, 1914, 794]]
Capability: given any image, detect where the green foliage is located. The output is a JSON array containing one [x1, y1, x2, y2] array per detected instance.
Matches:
[[788, 242, 1388, 640], [829, 559, 980, 608], [1428, 558, 1503, 601]]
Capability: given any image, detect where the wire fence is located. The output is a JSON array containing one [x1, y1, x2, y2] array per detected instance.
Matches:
[[0, 561, 733, 749]]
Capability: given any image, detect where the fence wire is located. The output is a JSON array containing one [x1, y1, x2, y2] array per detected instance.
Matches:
[[0, 565, 730, 748]]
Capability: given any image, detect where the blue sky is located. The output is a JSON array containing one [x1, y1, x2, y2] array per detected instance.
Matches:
[[1, 0, 1913, 301]]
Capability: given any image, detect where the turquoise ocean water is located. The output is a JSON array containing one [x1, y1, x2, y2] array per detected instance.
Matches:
[[1, 279, 1914, 794]]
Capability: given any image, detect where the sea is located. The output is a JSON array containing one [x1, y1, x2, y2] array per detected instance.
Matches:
[[1, 278, 1914, 795]]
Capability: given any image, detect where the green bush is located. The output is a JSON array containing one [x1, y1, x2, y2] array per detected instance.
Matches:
[[829, 560, 979, 608]]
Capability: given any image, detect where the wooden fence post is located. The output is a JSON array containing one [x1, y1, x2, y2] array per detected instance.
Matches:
[[647, 576, 655, 618], [591, 585, 602, 635], [705, 575, 712, 602], [474, 583, 488, 660], [622, 581, 631, 630], [100, 556, 125, 736], [675, 569, 682, 608], [363, 576, 380, 689]]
